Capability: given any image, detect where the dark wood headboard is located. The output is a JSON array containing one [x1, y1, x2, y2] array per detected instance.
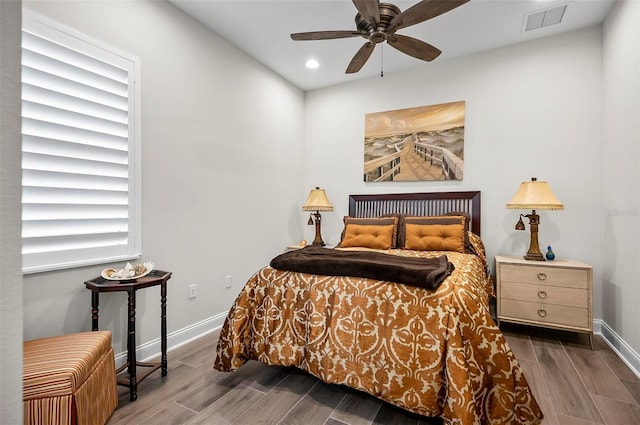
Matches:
[[348, 191, 481, 236]]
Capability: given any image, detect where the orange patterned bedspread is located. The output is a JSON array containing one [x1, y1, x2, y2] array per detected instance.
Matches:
[[214, 236, 543, 424]]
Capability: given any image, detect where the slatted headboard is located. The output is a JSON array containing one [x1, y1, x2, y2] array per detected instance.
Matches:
[[348, 191, 481, 236]]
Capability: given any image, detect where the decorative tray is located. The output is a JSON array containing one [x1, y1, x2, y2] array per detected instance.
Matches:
[[101, 262, 154, 281]]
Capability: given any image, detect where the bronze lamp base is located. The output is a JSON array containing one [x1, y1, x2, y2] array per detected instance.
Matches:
[[308, 211, 326, 246], [517, 210, 546, 261]]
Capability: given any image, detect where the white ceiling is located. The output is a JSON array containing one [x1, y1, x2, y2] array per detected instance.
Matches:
[[168, 0, 615, 91]]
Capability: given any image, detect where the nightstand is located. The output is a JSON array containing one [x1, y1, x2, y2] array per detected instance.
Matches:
[[495, 255, 593, 349]]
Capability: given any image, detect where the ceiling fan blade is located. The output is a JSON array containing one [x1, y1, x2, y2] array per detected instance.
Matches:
[[352, 0, 380, 26], [346, 42, 375, 74], [291, 30, 362, 41], [388, 0, 470, 32], [387, 34, 441, 62]]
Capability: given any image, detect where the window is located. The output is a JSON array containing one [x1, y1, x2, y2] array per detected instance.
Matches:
[[21, 12, 141, 273]]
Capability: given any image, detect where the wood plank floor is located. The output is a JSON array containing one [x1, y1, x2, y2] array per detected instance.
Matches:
[[107, 324, 640, 425]]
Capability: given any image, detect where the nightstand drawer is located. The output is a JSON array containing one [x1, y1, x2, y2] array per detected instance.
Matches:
[[500, 299, 590, 329], [500, 264, 588, 289], [500, 281, 588, 309]]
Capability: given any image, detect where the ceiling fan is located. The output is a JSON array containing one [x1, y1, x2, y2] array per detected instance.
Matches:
[[290, 0, 470, 74]]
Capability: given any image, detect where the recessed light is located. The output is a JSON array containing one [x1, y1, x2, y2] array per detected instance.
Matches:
[[305, 59, 319, 69]]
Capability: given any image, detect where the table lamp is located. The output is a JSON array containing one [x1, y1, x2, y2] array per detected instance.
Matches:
[[302, 187, 333, 246], [506, 177, 564, 261]]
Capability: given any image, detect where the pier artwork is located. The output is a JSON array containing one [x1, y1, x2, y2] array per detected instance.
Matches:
[[363, 101, 465, 182]]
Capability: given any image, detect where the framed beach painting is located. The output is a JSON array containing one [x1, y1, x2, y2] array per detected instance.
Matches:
[[363, 100, 465, 182]]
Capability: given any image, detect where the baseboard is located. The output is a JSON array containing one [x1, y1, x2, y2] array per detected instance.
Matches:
[[114, 311, 228, 368], [594, 319, 640, 379]]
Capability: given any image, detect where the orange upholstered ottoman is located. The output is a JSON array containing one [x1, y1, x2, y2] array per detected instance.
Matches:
[[23, 331, 118, 425]]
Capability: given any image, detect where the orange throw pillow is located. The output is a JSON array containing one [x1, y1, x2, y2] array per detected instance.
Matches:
[[400, 215, 467, 252], [339, 216, 399, 248], [340, 223, 395, 250]]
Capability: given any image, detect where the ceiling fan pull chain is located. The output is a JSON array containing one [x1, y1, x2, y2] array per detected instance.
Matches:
[[380, 43, 384, 78]]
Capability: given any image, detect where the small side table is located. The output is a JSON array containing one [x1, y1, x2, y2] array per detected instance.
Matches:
[[84, 269, 172, 401]]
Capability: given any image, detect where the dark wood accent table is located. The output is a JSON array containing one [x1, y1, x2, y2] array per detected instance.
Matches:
[[84, 270, 172, 401]]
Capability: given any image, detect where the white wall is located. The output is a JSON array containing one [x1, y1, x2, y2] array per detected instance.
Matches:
[[602, 1, 640, 360], [304, 27, 604, 308], [0, 0, 24, 421], [22, 0, 305, 355]]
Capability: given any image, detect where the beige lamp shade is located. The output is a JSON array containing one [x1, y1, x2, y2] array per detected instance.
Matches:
[[302, 187, 333, 212], [506, 178, 564, 210]]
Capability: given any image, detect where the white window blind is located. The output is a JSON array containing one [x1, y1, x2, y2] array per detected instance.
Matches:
[[22, 13, 141, 273]]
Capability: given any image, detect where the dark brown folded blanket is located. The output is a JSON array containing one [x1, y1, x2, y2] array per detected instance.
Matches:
[[270, 246, 454, 290]]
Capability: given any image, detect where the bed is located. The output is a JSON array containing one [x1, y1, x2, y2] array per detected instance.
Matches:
[[214, 191, 543, 425]]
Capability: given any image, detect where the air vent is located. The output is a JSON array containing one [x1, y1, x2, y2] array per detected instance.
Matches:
[[524, 5, 567, 32]]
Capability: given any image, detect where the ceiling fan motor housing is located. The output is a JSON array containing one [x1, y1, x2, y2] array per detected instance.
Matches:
[[355, 3, 401, 44]]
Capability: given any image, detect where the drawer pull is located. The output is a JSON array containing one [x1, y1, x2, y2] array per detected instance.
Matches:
[[537, 272, 547, 281], [537, 309, 547, 318], [538, 290, 547, 299]]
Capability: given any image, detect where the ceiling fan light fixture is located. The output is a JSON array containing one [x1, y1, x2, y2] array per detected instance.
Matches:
[[305, 59, 320, 69]]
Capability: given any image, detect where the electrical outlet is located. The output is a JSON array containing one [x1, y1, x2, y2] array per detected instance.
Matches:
[[225, 275, 232, 288], [188, 284, 196, 299]]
